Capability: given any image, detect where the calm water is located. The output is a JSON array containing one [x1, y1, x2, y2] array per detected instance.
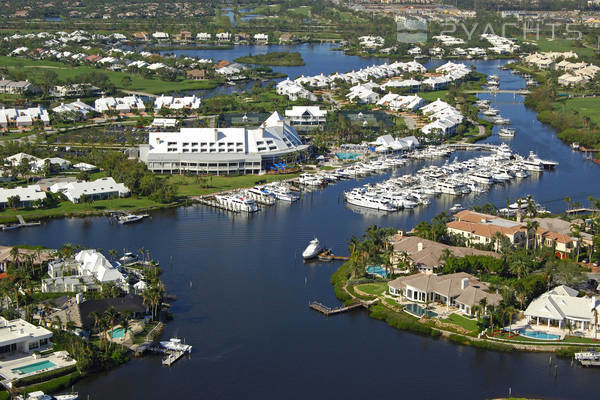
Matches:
[[2, 59, 600, 399], [163, 43, 385, 79]]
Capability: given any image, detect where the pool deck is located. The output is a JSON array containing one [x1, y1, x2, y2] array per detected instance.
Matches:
[[0, 351, 76, 382]]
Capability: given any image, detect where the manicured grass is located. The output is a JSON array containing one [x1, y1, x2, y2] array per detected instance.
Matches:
[[287, 7, 311, 17], [554, 97, 600, 127], [0, 56, 220, 94], [563, 335, 600, 344], [355, 282, 388, 296], [420, 90, 450, 102], [533, 39, 596, 59], [0, 197, 167, 223], [165, 173, 299, 197], [442, 313, 480, 332]]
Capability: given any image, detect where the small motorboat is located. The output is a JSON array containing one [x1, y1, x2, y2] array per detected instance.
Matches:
[[302, 238, 322, 260], [449, 203, 465, 213]]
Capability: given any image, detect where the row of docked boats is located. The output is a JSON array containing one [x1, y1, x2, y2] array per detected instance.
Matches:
[[476, 99, 512, 126], [343, 144, 557, 212]]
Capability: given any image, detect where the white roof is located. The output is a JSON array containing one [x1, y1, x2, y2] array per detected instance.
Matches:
[[74, 249, 125, 283], [525, 286, 599, 322], [0, 185, 46, 204], [49, 177, 129, 202], [284, 106, 327, 118]]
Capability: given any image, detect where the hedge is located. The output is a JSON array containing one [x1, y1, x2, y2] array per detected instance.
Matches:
[[22, 371, 81, 395], [369, 304, 441, 338], [14, 365, 77, 387], [448, 334, 513, 352]]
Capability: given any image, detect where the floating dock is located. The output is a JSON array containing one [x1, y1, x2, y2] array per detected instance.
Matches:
[[162, 350, 185, 366]]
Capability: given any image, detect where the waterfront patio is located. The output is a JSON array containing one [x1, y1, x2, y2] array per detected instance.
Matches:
[[508, 317, 600, 340], [0, 351, 76, 382]]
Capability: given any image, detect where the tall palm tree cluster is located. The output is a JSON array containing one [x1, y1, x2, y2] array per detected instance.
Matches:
[[347, 225, 398, 278]]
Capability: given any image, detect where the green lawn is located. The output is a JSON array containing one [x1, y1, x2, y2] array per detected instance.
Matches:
[[0, 56, 220, 94], [165, 173, 300, 197], [554, 97, 600, 127], [563, 335, 600, 344], [420, 90, 450, 102], [442, 313, 480, 332], [355, 282, 388, 296], [0, 197, 167, 223], [533, 39, 596, 59]]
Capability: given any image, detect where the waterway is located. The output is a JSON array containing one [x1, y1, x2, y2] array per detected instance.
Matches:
[[2, 59, 600, 399]]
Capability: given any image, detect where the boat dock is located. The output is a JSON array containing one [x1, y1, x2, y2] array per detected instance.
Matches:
[[317, 249, 350, 262], [0, 215, 41, 231], [194, 196, 250, 213], [309, 299, 378, 316], [162, 350, 185, 366], [139, 345, 188, 366]]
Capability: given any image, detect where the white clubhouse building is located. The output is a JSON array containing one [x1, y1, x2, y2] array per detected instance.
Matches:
[[140, 111, 308, 175]]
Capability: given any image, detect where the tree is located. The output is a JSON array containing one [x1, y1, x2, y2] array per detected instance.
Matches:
[[120, 76, 133, 88], [7, 195, 20, 209]]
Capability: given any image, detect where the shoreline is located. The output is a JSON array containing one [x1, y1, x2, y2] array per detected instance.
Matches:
[[330, 261, 591, 357]]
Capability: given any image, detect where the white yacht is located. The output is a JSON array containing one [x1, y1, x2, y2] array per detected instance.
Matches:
[[483, 108, 498, 116], [345, 190, 397, 211], [16, 392, 78, 400], [302, 238, 323, 260], [298, 174, 324, 186], [498, 128, 515, 137], [468, 172, 494, 185], [492, 116, 511, 125], [118, 214, 145, 224], [437, 182, 462, 195], [522, 158, 544, 172], [268, 185, 299, 202], [215, 194, 259, 212], [119, 252, 137, 264], [495, 143, 513, 159], [160, 338, 192, 353], [526, 151, 559, 169]]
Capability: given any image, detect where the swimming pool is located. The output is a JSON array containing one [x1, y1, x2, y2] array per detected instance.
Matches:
[[404, 303, 438, 318], [336, 152, 360, 160], [111, 328, 126, 339], [12, 360, 56, 375], [517, 329, 561, 341], [366, 265, 387, 278]]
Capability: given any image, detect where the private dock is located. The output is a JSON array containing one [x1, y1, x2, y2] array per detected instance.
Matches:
[[0, 215, 41, 231], [162, 350, 185, 366], [566, 208, 600, 215], [317, 249, 350, 262], [309, 299, 378, 316]]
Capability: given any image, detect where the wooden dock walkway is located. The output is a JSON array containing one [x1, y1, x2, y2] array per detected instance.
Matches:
[[566, 208, 599, 215], [309, 299, 378, 316]]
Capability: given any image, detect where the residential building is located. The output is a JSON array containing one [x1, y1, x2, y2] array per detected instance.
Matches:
[[530, 217, 593, 260], [151, 118, 177, 129], [369, 134, 419, 153], [376, 93, 424, 111], [0, 107, 50, 128], [196, 32, 212, 41], [140, 111, 308, 175], [152, 31, 169, 40], [284, 106, 327, 127], [94, 96, 145, 114], [49, 294, 147, 330], [389, 234, 499, 274], [524, 285, 600, 331], [253, 33, 268, 42], [446, 210, 529, 249], [388, 272, 501, 316], [0, 185, 46, 208], [49, 177, 130, 203], [216, 32, 231, 41], [186, 69, 206, 80], [0, 317, 52, 354], [52, 100, 95, 117], [0, 246, 55, 272], [276, 79, 317, 101], [0, 80, 38, 94], [154, 95, 201, 110]]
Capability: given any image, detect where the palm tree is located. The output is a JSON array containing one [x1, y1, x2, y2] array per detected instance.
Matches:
[[564, 196, 572, 212], [9, 247, 20, 267], [479, 297, 488, 316], [472, 304, 481, 321], [487, 305, 495, 329], [89, 311, 100, 332], [505, 306, 517, 331], [108, 249, 118, 262]]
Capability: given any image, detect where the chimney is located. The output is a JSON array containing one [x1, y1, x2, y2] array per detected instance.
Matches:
[[592, 296, 597, 309], [76, 293, 84, 304], [417, 242, 423, 252], [213, 128, 219, 142], [461, 278, 469, 290]]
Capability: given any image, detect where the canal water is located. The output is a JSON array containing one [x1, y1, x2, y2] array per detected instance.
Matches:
[[2, 60, 600, 399]]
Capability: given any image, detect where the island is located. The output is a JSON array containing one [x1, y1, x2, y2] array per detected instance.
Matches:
[[234, 52, 305, 66]]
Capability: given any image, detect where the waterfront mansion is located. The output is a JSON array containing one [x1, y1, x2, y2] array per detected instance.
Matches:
[[139, 111, 309, 175], [388, 272, 501, 316]]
